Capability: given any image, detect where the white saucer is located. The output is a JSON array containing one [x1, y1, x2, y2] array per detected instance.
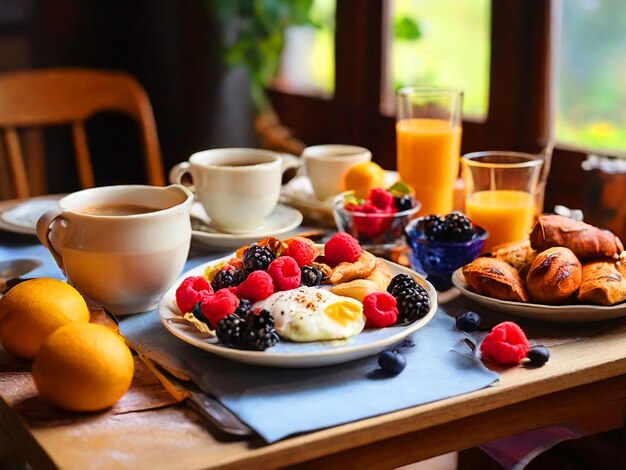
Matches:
[[0, 195, 63, 235], [191, 202, 303, 250], [280, 170, 400, 219]]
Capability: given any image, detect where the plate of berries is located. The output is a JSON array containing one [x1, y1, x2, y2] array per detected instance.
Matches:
[[158, 233, 437, 367]]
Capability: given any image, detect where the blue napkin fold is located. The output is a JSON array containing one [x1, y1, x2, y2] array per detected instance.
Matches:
[[0, 244, 64, 280], [120, 308, 498, 443]]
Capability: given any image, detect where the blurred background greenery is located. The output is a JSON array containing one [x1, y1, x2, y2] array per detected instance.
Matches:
[[225, 0, 625, 155]]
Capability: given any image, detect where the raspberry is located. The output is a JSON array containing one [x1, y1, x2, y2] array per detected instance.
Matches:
[[235, 270, 275, 302], [480, 321, 530, 365], [267, 256, 301, 291], [362, 292, 398, 328], [324, 232, 362, 266], [175, 276, 213, 314], [352, 203, 388, 238], [369, 188, 395, 212], [282, 239, 315, 267], [200, 288, 239, 328]]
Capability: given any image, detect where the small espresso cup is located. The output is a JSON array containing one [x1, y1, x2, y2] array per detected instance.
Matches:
[[302, 144, 372, 201], [36, 184, 193, 315], [169, 148, 295, 233]]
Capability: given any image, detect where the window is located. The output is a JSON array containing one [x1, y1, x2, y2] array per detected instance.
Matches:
[[273, 0, 335, 98], [385, 0, 491, 121], [554, 0, 626, 154]]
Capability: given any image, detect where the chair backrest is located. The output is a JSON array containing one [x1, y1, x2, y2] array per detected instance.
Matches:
[[0, 68, 165, 198]]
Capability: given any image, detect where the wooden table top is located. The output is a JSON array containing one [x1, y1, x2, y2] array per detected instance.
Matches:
[[2, 291, 626, 470]]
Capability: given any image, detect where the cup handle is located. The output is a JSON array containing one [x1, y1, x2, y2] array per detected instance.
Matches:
[[279, 154, 303, 184], [36, 208, 66, 273], [169, 162, 195, 193]]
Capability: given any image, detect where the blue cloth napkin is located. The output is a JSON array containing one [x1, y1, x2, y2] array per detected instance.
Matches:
[[120, 307, 498, 443], [0, 242, 498, 443], [0, 244, 64, 280]]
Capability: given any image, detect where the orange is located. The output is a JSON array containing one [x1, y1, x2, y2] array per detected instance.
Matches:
[[0, 278, 90, 359], [343, 161, 386, 197], [32, 323, 134, 412]]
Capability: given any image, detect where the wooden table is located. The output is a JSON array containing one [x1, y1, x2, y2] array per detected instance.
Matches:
[[1, 290, 626, 470]]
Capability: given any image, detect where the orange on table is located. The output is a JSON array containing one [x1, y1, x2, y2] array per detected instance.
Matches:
[[465, 189, 536, 252], [396, 118, 462, 216], [33, 322, 134, 412], [0, 278, 90, 359], [343, 161, 386, 197]]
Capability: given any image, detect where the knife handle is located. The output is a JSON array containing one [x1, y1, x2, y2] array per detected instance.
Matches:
[[187, 393, 254, 437]]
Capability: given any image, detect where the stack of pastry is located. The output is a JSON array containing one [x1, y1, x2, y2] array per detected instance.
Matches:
[[462, 214, 626, 306]]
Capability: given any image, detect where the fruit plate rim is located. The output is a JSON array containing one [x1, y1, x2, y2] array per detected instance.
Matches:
[[451, 268, 626, 323], [158, 253, 438, 368]]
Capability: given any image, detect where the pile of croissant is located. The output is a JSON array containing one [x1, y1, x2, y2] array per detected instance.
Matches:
[[462, 214, 626, 306]]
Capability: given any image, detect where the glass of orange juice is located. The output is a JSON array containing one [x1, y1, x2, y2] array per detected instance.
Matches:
[[396, 87, 463, 216], [461, 151, 543, 252]]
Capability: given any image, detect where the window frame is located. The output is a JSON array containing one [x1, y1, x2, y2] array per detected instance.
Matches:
[[268, 0, 589, 212]]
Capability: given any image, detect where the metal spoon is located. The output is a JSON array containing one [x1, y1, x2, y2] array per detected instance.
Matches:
[[0, 259, 43, 294]]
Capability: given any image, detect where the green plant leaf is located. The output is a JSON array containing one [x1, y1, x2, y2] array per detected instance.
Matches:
[[394, 16, 421, 41]]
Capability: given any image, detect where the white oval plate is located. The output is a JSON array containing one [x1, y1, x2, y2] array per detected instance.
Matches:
[[451, 268, 626, 323], [158, 256, 438, 367], [190, 203, 303, 250]]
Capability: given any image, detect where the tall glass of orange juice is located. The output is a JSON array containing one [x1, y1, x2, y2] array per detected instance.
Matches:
[[461, 151, 543, 252], [396, 87, 463, 216]]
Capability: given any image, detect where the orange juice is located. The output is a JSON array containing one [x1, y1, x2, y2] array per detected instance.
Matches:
[[396, 118, 462, 215], [465, 190, 536, 252]]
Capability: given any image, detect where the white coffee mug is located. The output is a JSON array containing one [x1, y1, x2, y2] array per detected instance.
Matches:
[[36, 184, 193, 315], [169, 148, 298, 233], [302, 144, 372, 201]]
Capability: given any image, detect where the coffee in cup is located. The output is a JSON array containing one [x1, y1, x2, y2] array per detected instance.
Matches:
[[169, 148, 298, 233], [301, 144, 372, 200], [36, 184, 193, 315]]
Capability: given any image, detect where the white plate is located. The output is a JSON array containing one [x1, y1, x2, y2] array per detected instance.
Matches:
[[158, 256, 438, 367], [280, 170, 400, 217], [0, 195, 63, 235], [191, 203, 303, 250], [451, 268, 626, 323]]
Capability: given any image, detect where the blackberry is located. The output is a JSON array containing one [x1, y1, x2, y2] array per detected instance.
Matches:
[[387, 274, 430, 324], [301, 265, 323, 287], [211, 267, 246, 291], [234, 299, 252, 317], [419, 214, 446, 238], [216, 314, 247, 347], [387, 273, 418, 296], [245, 309, 275, 330], [242, 245, 275, 272], [394, 195, 414, 212], [242, 325, 280, 351], [428, 212, 474, 242], [216, 310, 279, 351]]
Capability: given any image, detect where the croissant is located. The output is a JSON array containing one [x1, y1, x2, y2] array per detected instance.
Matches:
[[577, 260, 626, 306], [462, 257, 529, 303], [526, 247, 582, 304], [530, 214, 624, 261]]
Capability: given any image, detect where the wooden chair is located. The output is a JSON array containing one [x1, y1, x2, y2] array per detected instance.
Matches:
[[0, 68, 165, 198]]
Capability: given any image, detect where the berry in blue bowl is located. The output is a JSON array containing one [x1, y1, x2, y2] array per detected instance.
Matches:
[[405, 212, 487, 291]]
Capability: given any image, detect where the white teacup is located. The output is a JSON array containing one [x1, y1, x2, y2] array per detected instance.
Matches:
[[302, 144, 372, 201], [36, 184, 193, 315], [169, 148, 296, 233]]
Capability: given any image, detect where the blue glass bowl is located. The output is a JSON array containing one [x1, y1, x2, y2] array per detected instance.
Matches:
[[405, 218, 488, 291]]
